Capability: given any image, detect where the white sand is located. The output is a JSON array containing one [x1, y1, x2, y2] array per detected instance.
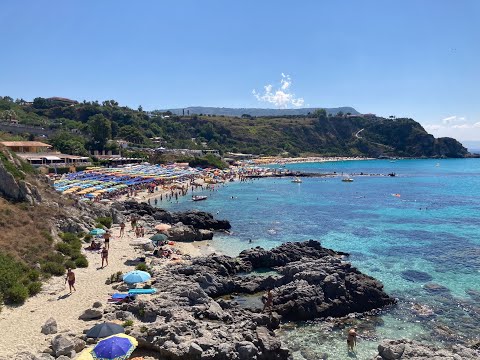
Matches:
[[0, 226, 208, 357]]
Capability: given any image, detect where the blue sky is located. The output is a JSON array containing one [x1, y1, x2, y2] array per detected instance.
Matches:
[[1, 0, 479, 141]]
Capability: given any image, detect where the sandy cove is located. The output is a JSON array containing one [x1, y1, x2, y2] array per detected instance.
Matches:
[[0, 225, 211, 357]]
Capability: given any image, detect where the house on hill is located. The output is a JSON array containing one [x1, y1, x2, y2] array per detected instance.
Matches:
[[0, 141, 90, 167]]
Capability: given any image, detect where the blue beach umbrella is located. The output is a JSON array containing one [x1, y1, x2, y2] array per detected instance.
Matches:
[[91, 333, 137, 360], [122, 270, 151, 284], [90, 228, 106, 235]]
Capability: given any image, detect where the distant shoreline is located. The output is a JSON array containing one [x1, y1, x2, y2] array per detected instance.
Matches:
[[252, 156, 375, 165]]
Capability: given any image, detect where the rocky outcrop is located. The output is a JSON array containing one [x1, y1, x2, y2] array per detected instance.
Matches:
[[102, 241, 394, 360], [0, 155, 41, 204], [374, 339, 480, 359], [122, 201, 231, 231]]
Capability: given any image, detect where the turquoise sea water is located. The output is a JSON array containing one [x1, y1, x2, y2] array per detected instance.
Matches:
[[158, 159, 480, 359]]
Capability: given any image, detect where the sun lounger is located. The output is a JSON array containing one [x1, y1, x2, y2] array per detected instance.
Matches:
[[128, 288, 157, 295]]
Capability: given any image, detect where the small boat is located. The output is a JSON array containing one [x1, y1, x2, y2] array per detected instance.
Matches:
[[342, 178, 354, 182], [291, 177, 302, 183], [192, 195, 208, 201]]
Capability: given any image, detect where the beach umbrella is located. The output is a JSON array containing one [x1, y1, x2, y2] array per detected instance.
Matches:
[[90, 228, 106, 235], [123, 270, 151, 284], [150, 233, 167, 242], [91, 333, 137, 360], [86, 322, 125, 339], [77, 348, 94, 360], [154, 224, 172, 232]]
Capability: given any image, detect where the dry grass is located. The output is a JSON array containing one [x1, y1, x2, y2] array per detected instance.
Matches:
[[0, 198, 56, 264]]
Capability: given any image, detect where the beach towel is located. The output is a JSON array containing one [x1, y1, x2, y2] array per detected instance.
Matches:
[[128, 288, 157, 295]]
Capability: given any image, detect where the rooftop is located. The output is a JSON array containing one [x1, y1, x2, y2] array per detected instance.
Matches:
[[0, 141, 52, 148]]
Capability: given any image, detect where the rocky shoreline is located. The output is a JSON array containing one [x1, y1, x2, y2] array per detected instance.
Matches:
[[104, 240, 396, 359], [5, 200, 479, 360]]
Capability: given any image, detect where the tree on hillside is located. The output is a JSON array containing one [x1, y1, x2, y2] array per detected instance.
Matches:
[[118, 125, 145, 144], [88, 114, 111, 150], [314, 108, 327, 120]]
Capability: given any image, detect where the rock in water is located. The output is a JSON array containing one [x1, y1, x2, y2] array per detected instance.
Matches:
[[400, 270, 433, 282], [41, 318, 57, 335], [375, 339, 480, 359]]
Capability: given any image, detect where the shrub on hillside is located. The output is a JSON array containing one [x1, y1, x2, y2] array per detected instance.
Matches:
[[60, 232, 80, 244], [42, 261, 65, 276], [135, 263, 148, 271], [83, 233, 93, 243], [74, 256, 88, 268], [55, 242, 73, 256], [27, 281, 42, 296], [27, 269, 40, 282], [96, 217, 113, 229], [44, 253, 65, 264], [7, 283, 29, 304], [64, 259, 76, 269]]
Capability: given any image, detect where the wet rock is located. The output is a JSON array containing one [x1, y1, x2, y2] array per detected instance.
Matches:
[[375, 339, 480, 359], [41, 317, 57, 335], [401, 270, 433, 282], [423, 282, 450, 293]]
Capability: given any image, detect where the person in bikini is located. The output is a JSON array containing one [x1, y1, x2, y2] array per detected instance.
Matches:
[[65, 268, 76, 293], [103, 231, 111, 249], [347, 327, 357, 352], [101, 246, 109, 268]]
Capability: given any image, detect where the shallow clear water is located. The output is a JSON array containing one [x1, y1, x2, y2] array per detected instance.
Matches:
[[158, 159, 480, 359]]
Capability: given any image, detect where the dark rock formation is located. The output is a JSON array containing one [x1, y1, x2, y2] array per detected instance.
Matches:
[[374, 339, 480, 359], [103, 241, 394, 360], [400, 270, 433, 283], [122, 201, 231, 231]]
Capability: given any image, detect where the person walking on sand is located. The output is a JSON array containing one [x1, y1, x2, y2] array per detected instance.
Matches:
[[263, 289, 274, 313], [119, 221, 125, 237], [347, 327, 357, 352], [101, 246, 109, 268], [65, 268, 76, 293]]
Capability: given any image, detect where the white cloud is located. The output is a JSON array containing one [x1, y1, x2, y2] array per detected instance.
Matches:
[[252, 73, 304, 108], [452, 124, 471, 129], [474, 122, 480, 128], [442, 115, 466, 124], [424, 124, 445, 131]]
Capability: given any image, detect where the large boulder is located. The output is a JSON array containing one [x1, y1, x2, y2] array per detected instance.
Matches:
[[51, 335, 75, 357], [41, 318, 57, 335], [78, 308, 103, 320], [167, 223, 202, 242]]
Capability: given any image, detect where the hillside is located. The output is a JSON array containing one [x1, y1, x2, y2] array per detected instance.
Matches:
[[0, 96, 468, 158], [0, 146, 116, 306], [163, 106, 360, 117]]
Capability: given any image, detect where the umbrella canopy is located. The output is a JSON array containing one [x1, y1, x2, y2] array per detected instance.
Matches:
[[92, 334, 137, 360], [154, 224, 172, 232], [150, 233, 168, 242], [86, 322, 125, 339], [90, 228, 106, 235], [123, 270, 151, 284], [77, 348, 94, 360]]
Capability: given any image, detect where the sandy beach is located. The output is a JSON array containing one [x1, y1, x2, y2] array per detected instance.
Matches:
[[0, 225, 212, 357]]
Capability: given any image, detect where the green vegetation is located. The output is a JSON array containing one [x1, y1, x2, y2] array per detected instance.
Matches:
[[135, 263, 148, 271], [0, 96, 468, 158], [74, 255, 89, 268], [96, 217, 113, 229], [0, 253, 43, 304], [122, 320, 134, 327]]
